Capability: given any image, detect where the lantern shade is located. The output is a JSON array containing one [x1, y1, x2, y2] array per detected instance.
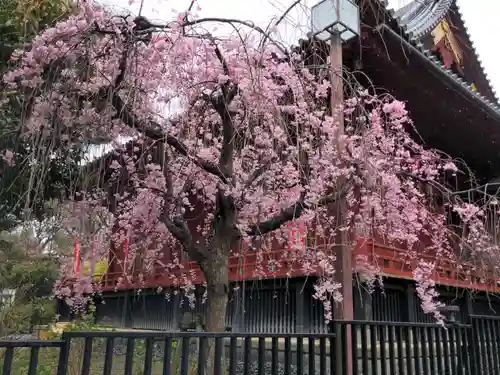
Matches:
[[311, 0, 360, 42]]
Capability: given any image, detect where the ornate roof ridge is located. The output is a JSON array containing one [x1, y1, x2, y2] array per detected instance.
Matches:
[[378, 0, 500, 114], [392, 0, 453, 40], [451, 2, 498, 102]]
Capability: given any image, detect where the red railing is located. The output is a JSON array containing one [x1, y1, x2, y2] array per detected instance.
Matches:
[[90, 238, 500, 292], [360, 239, 500, 292], [97, 248, 320, 291]]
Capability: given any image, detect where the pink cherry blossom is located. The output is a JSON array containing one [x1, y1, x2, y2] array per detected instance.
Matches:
[[4, 1, 500, 324], [2, 150, 14, 166]]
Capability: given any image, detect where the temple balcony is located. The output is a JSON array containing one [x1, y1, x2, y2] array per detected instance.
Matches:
[[93, 237, 500, 293]]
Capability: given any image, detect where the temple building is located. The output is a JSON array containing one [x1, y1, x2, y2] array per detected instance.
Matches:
[[60, 0, 500, 332]]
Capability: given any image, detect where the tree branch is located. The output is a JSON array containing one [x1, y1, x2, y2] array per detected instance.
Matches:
[[247, 187, 349, 236], [244, 160, 272, 189], [161, 215, 191, 247], [160, 210, 209, 263], [111, 93, 228, 183], [398, 171, 460, 204], [143, 17, 288, 55], [214, 89, 237, 178], [114, 44, 129, 88], [260, 0, 301, 48], [209, 45, 238, 178], [213, 45, 230, 78], [147, 174, 209, 263]]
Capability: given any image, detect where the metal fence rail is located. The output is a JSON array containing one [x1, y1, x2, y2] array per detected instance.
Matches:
[[469, 315, 500, 375], [0, 340, 64, 375], [0, 318, 498, 375]]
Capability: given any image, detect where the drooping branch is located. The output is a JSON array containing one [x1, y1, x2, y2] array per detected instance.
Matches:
[[106, 35, 227, 263], [244, 160, 272, 189], [159, 204, 209, 263], [161, 215, 191, 246], [113, 29, 131, 89], [111, 93, 229, 183], [213, 45, 230, 78], [260, 0, 302, 48], [138, 17, 288, 55], [247, 185, 350, 236], [399, 171, 461, 204]]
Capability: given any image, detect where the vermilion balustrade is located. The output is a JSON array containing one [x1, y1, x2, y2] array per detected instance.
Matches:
[[89, 237, 500, 292]]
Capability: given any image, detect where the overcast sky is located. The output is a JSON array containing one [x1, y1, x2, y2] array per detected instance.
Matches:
[[455, 0, 499, 98], [87, 0, 498, 162], [102, 0, 499, 97]]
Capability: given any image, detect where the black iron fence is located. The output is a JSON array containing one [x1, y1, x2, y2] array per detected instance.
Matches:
[[0, 340, 65, 375], [1, 316, 499, 375]]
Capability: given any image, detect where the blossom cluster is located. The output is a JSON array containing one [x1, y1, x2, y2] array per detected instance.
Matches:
[[3, 1, 499, 321]]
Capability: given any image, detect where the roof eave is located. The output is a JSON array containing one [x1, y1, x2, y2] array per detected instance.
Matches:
[[377, 0, 500, 117]]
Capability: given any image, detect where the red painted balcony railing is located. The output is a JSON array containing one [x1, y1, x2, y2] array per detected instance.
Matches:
[[82, 238, 500, 293], [97, 248, 317, 291], [358, 239, 500, 292]]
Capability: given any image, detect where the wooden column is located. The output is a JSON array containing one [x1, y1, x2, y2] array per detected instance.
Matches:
[[404, 282, 417, 322], [295, 280, 306, 332], [330, 27, 353, 375], [354, 284, 373, 321], [230, 282, 245, 332], [121, 291, 132, 328], [330, 29, 353, 323], [172, 292, 181, 331], [462, 292, 473, 322]]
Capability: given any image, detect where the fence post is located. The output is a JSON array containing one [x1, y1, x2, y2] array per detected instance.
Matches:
[[295, 280, 305, 332], [56, 333, 70, 375], [464, 295, 480, 375], [468, 318, 482, 375]]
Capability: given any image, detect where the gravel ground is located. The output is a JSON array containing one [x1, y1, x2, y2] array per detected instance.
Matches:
[[232, 360, 323, 375]]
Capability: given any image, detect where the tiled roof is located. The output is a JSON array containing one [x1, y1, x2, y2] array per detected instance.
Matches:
[[393, 0, 453, 40], [380, 0, 500, 113], [452, 2, 498, 102]]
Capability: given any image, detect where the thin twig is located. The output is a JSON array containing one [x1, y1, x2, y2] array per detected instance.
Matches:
[[260, 0, 301, 48]]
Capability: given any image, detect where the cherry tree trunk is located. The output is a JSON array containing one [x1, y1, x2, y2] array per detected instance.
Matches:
[[200, 244, 229, 374], [204, 256, 229, 332]]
